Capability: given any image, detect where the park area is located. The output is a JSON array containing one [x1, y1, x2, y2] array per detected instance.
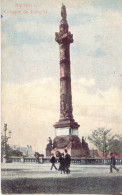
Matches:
[[1, 163, 122, 194]]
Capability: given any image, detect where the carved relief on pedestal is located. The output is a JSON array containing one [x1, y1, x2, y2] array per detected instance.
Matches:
[[52, 135, 82, 150], [53, 137, 71, 149]]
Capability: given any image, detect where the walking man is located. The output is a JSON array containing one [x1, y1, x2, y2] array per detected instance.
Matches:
[[59, 153, 65, 174], [50, 153, 57, 170], [64, 149, 71, 174], [110, 153, 119, 173]]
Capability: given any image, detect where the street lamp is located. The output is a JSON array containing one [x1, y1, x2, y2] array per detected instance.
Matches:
[[8, 130, 12, 138], [2, 124, 12, 163]]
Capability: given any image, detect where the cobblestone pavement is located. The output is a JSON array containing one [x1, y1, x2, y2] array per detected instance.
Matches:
[[1, 163, 122, 194]]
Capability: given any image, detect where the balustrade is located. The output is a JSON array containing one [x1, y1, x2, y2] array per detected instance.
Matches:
[[8, 157, 122, 165]]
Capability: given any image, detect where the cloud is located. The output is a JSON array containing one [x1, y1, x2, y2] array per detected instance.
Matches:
[[1, 32, 8, 46], [92, 0, 122, 11], [71, 10, 122, 56], [2, 81, 122, 151], [75, 78, 95, 88], [15, 22, 58, 37], [93, 48, 106, 58], [1, 81, 59, 151], [2, 44, 59, 83]]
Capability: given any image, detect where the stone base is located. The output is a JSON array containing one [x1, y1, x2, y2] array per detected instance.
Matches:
[[54, 118, 80, 129], [71, 149, 86, 158], [46, 149, 52, 157], [55, 127, 78, 136], [51, 135, 90, 158]]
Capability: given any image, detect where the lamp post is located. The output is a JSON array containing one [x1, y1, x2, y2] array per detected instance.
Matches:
[[2, 124, 12, 163]]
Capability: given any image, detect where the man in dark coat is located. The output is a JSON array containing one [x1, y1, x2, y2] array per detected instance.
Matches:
[[110, 153, 119, 173], [64, 149, 71, 174], [59, 153, 65, 174], [50, 153, 57, 170]]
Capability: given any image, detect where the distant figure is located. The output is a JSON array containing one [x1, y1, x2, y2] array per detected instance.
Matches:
[[59, 153, 65, 174], [50, 153, 57, 170], [64, 149, 71, 174], [34, 152, 39, 164], [110, 153, 119, 173]]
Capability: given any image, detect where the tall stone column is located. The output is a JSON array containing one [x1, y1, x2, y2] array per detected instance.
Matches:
[[54, 4, 79, 137], [46, 4, 90, 158]]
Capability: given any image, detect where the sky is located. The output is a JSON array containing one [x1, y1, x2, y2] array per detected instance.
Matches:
[[1, 0, 122, 153]]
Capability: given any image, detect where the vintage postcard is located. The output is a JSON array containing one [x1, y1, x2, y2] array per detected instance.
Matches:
[[1, 0, 122, 194]]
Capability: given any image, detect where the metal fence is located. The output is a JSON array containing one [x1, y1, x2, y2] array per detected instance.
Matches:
[[8, 157, 122, 165]]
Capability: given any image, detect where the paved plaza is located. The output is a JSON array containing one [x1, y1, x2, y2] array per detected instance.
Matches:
[[1, 163, 122, 194]]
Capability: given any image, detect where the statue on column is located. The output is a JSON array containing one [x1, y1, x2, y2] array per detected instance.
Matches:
[[47, 137, 52, 150], [82, 136, 86, 147], [61, 4, 67, 20], [46, 137, 53, 157]]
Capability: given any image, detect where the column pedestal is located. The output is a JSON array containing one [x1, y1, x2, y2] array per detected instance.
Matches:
[[52, 135, 88, 158], [55, 127, 78, 136]]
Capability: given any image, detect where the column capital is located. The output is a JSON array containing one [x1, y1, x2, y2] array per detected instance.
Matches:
[[55, 5, 73, 45], [55, 32, 73, 44]]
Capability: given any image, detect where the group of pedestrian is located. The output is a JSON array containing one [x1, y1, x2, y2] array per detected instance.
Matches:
[[50, 149, 71, 174], [50, 151, 120, 174]]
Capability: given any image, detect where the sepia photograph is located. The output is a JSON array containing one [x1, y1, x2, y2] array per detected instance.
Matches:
[[1, 0, 122, 194]]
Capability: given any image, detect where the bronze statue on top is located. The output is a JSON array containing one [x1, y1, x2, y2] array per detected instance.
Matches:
[[61, 4, 67, 20]]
